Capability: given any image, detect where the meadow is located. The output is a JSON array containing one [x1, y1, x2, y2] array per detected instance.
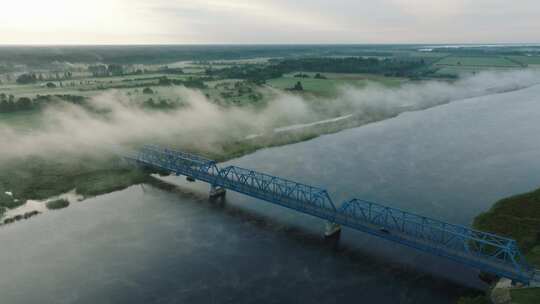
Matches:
[[435, 56, 520, 67]]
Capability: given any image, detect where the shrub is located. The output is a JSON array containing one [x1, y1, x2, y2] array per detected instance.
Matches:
[[16, 73, 37, 84], [142, 87, 154, 94], [46, 199, 70, 210]]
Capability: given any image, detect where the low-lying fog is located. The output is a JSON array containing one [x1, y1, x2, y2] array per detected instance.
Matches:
[[1, 70, 539, 161]]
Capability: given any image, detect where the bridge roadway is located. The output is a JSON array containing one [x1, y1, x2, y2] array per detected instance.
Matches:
[[129, 145, 538, 285]]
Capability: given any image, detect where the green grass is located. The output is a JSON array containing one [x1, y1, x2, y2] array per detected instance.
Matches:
[[46, 199, 69, 210], [0, 109, 44, 131], [433, 65, 516, 76], [0, 72, 198, 98], [507, 56, 540, 65], [526, 246, 540, 268], [0, 154, 150, 209], [474, 187, 540, 268], [456, 295, 490, 304], [510, 288, 540, 304], [75, 168, 150, 197]]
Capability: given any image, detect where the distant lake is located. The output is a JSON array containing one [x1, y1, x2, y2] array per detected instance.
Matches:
[[2, 85, 540, 303]]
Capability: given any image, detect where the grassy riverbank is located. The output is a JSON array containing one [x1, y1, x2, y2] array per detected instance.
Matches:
[[457, 188, 540, 304], [510, 288, 540, 304], [0, 154, 151, 212], [473, 188, 540, 268]]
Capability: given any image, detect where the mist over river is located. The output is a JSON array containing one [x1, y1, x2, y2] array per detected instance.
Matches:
[[1, 85, 540, 303]]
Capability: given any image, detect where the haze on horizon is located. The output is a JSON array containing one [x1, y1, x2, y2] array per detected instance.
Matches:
[[1, 0, 539, 45]]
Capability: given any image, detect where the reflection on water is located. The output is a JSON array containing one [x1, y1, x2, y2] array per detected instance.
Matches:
[[2, 85, 540, 303]]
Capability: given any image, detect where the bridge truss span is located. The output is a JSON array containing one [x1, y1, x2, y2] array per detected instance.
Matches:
[[216, 165, 337, 213], [337, 199, 534, 282], [130, 145, 538, 285]]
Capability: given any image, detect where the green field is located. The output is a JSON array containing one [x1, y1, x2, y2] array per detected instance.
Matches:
[[507, 56, 540, 65], [435, 56, 520, 67], [267, 72, 404, 97], [0, 110, 44, 131], [434, 65, 519, 76], [0, 72, 202, 98]]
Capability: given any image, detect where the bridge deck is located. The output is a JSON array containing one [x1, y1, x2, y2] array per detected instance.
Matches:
[[131, 145, 538, 285]]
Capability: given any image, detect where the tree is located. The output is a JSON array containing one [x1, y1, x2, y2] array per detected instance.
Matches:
[[46, 82, 57, 88], [143, 87, 154, 94], [16, 97, 33, 110], [0, 97, 15, 112], [88, 65, 108, 77], [292, 81, 304, 91], [0, 99, 9, 112], [158, 77, 172, 86], [16, 73, 37, 84], [107, 64, 124, 76]]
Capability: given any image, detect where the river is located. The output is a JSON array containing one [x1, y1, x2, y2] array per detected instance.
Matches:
[[2, 85, 540, 303]]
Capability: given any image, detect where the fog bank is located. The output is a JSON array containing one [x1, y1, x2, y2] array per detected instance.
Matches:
[[1, 70, 539, 161]]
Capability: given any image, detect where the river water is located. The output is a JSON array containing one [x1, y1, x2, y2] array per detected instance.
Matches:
[[2, 85, 540, 303]]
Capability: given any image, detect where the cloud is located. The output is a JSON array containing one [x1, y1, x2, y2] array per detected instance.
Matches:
[[0, 87, 315, 159], [1, 0, 538, 44], [390, 0, 468, 17]]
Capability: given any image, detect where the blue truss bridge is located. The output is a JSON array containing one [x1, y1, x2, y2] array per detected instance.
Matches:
[[129, 145, 539, 285]]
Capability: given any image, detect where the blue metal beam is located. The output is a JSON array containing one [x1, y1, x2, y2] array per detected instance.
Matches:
[[131, 145, 537, 285]]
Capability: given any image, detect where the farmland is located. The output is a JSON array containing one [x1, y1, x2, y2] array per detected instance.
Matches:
[[435, 56, 520, 67], [267, 72, 404, 97]]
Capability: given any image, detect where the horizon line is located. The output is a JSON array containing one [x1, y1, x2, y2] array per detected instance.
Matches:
[[1, 42, 540, 47]]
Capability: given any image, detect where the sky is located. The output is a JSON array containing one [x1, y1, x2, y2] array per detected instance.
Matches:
[[0, 0, 538, 45]]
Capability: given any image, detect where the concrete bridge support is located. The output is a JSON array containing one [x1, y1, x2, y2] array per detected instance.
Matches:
[[324, 221, 341, 238], [209, 184, 226, 200]]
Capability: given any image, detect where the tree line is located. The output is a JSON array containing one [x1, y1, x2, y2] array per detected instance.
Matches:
[[0, 93, 86, 113], [15, 72, 74, 84]]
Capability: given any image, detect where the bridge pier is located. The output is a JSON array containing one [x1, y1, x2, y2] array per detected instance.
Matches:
[[324, 221, 341, 239], [209, 184, 226, 200]]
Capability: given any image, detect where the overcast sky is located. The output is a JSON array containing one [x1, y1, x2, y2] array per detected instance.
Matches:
[[1, 0, 538, 44]]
